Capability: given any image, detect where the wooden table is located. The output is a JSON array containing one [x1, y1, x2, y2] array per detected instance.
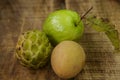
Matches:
[[0, 0, 120, 80]]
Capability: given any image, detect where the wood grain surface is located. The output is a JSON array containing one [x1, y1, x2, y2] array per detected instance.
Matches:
[[0, 0, 120, 80]]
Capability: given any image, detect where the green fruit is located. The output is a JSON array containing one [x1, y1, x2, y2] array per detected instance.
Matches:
[[43, 10, 84, 45], [15, 30, 52, 69], [51, 41, 86, 79]]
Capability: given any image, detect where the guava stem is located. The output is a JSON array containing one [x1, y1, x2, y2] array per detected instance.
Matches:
[[81, 6, 93, 20]]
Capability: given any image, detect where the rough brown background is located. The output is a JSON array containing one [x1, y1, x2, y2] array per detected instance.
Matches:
[[0, 0, 120, 80]]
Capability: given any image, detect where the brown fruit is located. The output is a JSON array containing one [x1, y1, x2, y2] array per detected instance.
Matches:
[[51, 41, 86, 79]]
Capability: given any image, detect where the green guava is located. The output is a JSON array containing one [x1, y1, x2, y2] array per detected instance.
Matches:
[[43, 10, 84, 45]]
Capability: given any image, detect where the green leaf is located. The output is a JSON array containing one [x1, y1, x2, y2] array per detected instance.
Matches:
[[85, 16, 120, 52]]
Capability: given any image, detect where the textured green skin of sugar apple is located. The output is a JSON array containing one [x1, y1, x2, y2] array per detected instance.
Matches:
[[15, 30, 52, 69]]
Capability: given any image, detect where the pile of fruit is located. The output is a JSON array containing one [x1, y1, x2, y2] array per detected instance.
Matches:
[[15, 9, 120, 79]]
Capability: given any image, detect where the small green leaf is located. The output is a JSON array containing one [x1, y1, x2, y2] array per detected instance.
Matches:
[[85, 16, 120, 52]]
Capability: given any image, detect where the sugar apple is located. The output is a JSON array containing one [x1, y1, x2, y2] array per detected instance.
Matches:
[[15, 30, 52, 69]]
